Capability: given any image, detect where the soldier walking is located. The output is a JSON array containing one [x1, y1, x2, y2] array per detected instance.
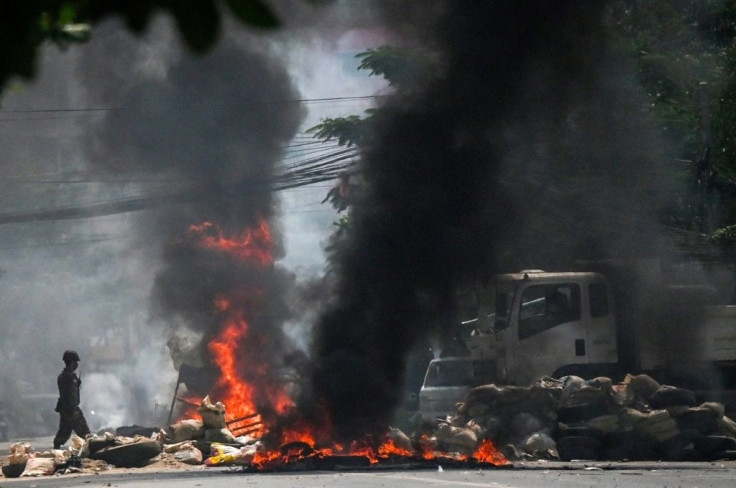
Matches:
[[53, 350, 91, 449]]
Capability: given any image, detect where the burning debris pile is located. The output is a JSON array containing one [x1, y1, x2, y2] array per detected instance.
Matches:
[[0, 394, 506, 479], [164, 396, 507, 471], [428, 374, 736, 463]]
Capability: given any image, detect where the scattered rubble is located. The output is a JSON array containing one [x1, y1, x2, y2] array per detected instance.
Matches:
[[2, 376, 735, 478]]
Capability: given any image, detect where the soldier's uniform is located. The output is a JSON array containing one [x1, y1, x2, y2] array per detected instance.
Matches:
[[53, 350, 90, 449]]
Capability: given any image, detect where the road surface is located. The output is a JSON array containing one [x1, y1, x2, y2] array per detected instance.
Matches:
[[1, 436, 735, 487], [1, 461, 735, 487]]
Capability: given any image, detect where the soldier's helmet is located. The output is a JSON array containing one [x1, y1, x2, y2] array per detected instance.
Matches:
[[62, 350, 80, 363]]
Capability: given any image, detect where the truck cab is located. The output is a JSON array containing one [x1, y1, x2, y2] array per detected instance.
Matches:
[[465, 270, 619, 386], [418, 357, 497, 419]]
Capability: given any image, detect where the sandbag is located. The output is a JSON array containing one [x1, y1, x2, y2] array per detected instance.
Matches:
[[564, 378, 612, 407], [620, 407, 649, 429], [170, 419, 205, 443], [20, 457, 55, 477], [521, 432, 558, 458], [197, 395, 227, 429], [649, 386, 697, 409], [495, 386, 531, 405], [635, 410, 679, 442], [717, 416, 736, 437], [470, 414, 502, 439], [459, 385, 502, 414], [85, 432, 117, 456], [699, 402, 726, 419], [666, 405, 691, 418], [623, 374, 661, 402], [557, 399, 607, 423], [204, 427, 238, 444], [70, 434, 86, 453], [559, 376, 586, 405], [585, 414, 620, 434], [676, 407, 718, 435], [7, 442, 32, 465], [465, 401, 491, 418], [436, 424, 478, 451], [173, 445, 203, 465]]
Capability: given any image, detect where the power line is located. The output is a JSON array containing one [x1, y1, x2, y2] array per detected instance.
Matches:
[[0, 145, 359, 224], [0, 95, 382, 117]]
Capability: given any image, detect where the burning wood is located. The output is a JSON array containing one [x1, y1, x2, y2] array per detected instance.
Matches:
[[165, 394, 508, 471]]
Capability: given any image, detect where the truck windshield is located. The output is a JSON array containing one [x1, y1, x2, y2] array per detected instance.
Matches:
[[423, 360, 496, 387]]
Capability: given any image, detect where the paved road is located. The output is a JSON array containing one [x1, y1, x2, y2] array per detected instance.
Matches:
[[1, 462, 735, 487], [2, 436, 735, 487]]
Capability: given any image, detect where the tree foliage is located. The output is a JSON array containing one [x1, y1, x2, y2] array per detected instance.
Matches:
[[356, 45, 437, 88], [605, 1, 736, 238], [1, 0, 283, 92], [306, 113, 372, 148]]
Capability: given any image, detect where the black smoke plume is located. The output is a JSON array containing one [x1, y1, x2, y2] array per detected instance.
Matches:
[[309, 0, 671, 439], [82, 21, 306, 415]]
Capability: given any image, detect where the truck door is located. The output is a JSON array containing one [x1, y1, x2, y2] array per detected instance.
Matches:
[[505, 282, 588, 385], [585, 281, 618, 365]]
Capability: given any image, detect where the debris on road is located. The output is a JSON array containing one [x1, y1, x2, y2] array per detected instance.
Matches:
[[4, 374, 735, 479]]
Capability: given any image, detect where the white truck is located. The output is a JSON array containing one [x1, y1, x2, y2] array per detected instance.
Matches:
[[418, 268, 736, 418]]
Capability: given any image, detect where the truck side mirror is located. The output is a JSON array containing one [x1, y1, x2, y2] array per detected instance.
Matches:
[[494, 318, 509, 331]]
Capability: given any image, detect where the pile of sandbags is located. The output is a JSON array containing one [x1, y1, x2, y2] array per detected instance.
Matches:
[[162, 396, 262, 466], [553, 374, 736, 461], [423, 373, 736, 462], [1, 441, 80, 478]]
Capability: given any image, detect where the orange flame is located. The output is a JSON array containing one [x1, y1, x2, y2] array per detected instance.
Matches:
[[473, 439, 508, 465], [188, 219, 273, 266]]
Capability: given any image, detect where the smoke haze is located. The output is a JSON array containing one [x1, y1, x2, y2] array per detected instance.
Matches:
[[0, 4, 384, 436]]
